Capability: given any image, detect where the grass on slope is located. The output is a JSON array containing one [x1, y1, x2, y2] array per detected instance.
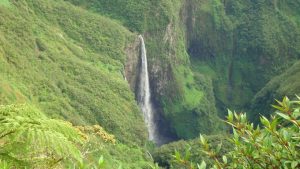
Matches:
[[65, 0, 174, 33], [0, 0, 10, 7], [175, 65, 203, 109], [0, 0, 146, 144]]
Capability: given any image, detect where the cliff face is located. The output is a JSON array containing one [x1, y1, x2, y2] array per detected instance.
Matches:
[[119, 0, 222, 139], [140, 1, 223, 139], [123, 0, 300, 140], [124, 37, 140, 92]]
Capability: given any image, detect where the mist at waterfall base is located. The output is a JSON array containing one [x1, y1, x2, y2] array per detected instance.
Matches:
[[136, 35, 176, 146]]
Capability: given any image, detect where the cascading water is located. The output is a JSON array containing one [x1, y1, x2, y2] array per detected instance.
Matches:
[[137, 35, 159, 144]]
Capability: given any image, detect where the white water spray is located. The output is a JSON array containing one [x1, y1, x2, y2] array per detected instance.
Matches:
[[137, 35, 158, 143]]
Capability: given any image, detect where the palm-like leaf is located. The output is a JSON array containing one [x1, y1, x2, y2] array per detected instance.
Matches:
[[0, 104, 85, 168]]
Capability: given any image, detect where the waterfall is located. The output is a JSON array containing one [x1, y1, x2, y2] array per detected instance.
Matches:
[[137, 35, 158, 144]]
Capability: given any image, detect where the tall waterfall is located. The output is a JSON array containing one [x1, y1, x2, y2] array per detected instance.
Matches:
[[137, 35, 158, 144]]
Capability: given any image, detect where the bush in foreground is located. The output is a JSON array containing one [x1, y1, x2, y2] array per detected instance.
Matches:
[[0, 104, 85, 168], [174, 96, 300, 169]]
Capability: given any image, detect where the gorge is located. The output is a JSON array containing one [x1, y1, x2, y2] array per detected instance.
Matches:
[[0, 0, 300, 168]]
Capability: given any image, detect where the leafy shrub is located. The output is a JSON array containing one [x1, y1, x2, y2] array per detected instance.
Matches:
[[0, 104, 155, 169], [173, 96, 300, 169]]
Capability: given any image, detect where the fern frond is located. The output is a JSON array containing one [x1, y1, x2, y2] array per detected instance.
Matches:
[[0, 104, 84, 168]]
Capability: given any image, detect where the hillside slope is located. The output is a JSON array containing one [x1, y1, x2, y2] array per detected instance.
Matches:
[[0, 0, 146, 144]]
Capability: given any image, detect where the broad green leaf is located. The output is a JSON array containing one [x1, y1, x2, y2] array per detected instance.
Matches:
[[174, 150, 181, 161], [260, 116, 270, 127], [227, 109, 233, 122], [277, 112, 291, 120], [291, 161, 298, 168], [200, 134, 206, 145], [198, 161, 206, 169], [216, 143, 222, 153], [272, 104, 285, 111], [98, 155, 104, 167], [234, 112, 240, 121], [184, 146, 191, 160], [275, 99, 284, 107], [222, 155, 227, 164]]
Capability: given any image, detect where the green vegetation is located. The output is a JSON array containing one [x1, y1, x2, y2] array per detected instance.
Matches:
[[187, 0, 300, 116], [250, 61, 300, 123], [0, 104, 83, 168], [67, 0, 223, 139], [172, 96, 300, 168], [0, 104, 154, 168], [0, 0, 146, 144], [65, 0, 173, 33], [1, 0, 300, 168], [66, 0, 300, 139], [152, 135, 231, 168], [0, 0, 10, 7]]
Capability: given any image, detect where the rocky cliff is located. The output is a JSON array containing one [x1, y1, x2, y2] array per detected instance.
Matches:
[[124, 0, 300, 140]]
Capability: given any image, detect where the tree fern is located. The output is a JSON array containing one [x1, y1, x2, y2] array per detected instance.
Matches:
[[0, 104, 86, 168]]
